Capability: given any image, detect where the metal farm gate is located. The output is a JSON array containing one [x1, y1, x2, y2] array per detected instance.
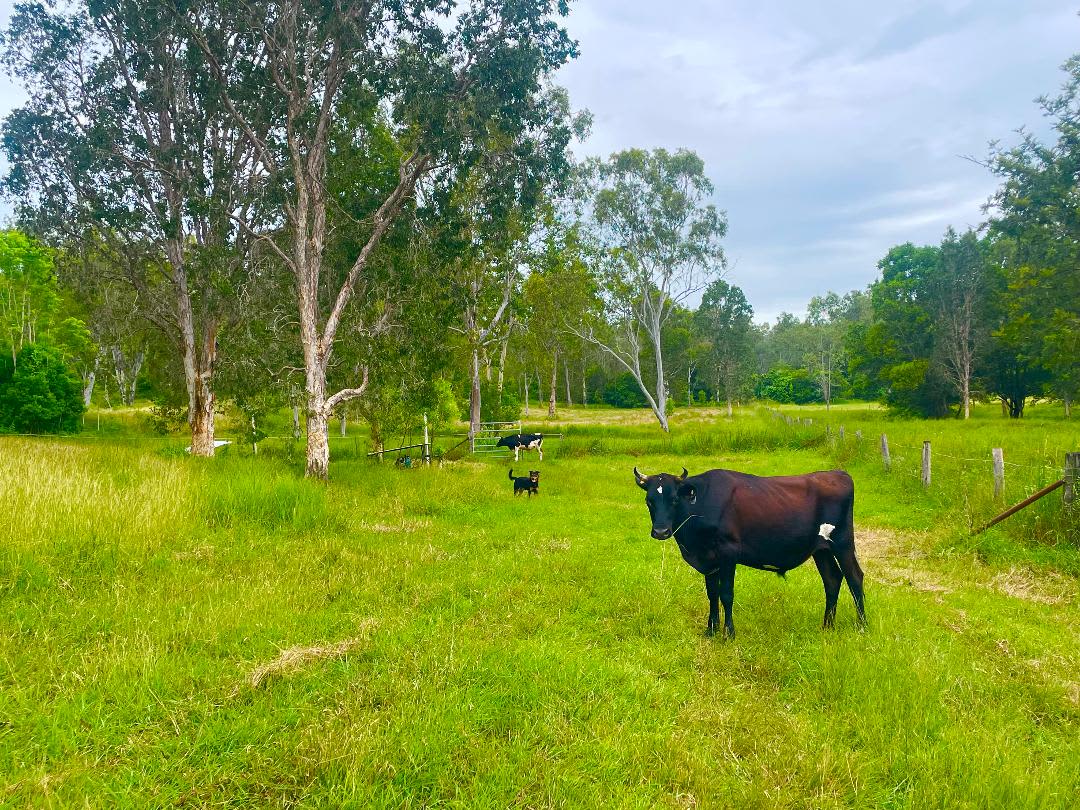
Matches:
[[470, 421, 523, 455]]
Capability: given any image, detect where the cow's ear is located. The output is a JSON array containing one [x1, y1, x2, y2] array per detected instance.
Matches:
[[678, 483, 697, 504], [633, 467, 648, 490]]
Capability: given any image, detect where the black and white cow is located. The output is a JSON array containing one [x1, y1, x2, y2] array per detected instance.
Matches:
[[496, 432, 543, 461]]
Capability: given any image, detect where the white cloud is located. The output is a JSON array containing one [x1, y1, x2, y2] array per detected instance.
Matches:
[[558, 0, 1080, 322]]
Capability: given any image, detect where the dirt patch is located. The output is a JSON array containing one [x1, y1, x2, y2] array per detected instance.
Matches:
[[245, 620, 377, 690], [854, 527, 898, 560], [855, 526, 1076, 607], [855, 526, 952, 593], [988, 567, 1077, 605]]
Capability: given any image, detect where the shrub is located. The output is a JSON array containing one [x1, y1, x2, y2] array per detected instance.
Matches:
[[753, 365, 821, 405], [478, 382, 521, 423], [602, 372, 649, 408], [147, 402, 187, 435], [0, 343, 84, 434]]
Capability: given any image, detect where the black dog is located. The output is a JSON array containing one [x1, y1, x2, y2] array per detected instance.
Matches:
[[509, 468, 540, 496]]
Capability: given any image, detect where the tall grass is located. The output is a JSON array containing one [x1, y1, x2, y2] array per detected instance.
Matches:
[[1, 406, 1078, 806]]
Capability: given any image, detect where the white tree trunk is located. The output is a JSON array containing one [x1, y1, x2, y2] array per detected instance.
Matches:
[[548, 350, 558, 418], [651, 324, 669, 432], [306, 408, 330, 479], [82, 353, 100, 407], [470, 347, 482, 437], [179, 277, 216, 457], [497, 329, 511, 394]]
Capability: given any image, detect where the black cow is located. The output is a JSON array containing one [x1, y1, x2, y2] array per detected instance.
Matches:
[[496, 432, 543, 461], [634, 466, 866, 638]]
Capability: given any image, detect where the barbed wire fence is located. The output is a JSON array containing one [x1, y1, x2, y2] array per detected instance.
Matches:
[[763, 407, 1078, 535]]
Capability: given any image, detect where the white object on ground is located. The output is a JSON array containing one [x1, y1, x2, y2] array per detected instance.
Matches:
[[185, 440, 233, 454]]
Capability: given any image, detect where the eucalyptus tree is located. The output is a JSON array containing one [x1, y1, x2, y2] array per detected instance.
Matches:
[[805, 290, 867, 411], [931, 228, 987, 419], [986, 55, 1080, 416], [694, 279, 754, 416], [0, 230, 56, 367], [186, 0, 576, 478], [439, 185, 525, 437], [52, 238, 155, 406], [2, 0, 270, 454], [422, 89, 585, 437], [576, 148, 726, 431], [521, 220, 597, 417]]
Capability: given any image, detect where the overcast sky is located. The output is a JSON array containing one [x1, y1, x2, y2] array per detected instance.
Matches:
[[0, 2, 1076, 323], [557, 0, 1079, 322]]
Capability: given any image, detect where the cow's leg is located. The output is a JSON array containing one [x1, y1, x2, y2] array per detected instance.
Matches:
[[834, 547, 867, 629], [538, 444, 543, 461], [705, 562, 736, 638], [812, 549, 844, 629], [704, 571, 720, 636], [718, 562, 736, 638]]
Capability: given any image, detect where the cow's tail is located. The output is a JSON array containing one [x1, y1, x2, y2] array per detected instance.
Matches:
[[508, 469, 515, 480]]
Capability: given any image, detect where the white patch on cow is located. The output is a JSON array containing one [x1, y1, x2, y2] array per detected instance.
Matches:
[[656, 485, 663, 494], [819, 523, 836, 541]]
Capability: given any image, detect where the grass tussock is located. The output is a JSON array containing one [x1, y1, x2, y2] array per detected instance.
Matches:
[[247, 623, 377, 690]]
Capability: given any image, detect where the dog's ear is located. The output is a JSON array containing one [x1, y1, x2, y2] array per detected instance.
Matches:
[[677, 483, 697, 504], [633, 467, 648, 490]]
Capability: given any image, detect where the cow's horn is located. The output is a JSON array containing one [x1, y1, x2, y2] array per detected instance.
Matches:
[[633, 466, 646, 482], [679, 467, 688, 481]]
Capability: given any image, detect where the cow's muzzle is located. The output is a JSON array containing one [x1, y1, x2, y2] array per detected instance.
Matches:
[[651, 527, 673, 540]]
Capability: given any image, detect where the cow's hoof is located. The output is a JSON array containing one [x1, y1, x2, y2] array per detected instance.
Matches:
[[704, 626, 716, 638]]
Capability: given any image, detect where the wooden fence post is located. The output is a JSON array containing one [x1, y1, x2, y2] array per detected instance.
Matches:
[[1066, 452, 1079, 505], [921, 441, 931, 488], [992, 448, 1004, 500], [880, 434, 890, 471]]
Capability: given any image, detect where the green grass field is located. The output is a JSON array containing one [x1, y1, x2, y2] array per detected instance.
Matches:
[[2, 404, 1079, 807]]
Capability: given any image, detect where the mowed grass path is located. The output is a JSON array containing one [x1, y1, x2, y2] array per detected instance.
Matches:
[[2, 412, 1079, 807]]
